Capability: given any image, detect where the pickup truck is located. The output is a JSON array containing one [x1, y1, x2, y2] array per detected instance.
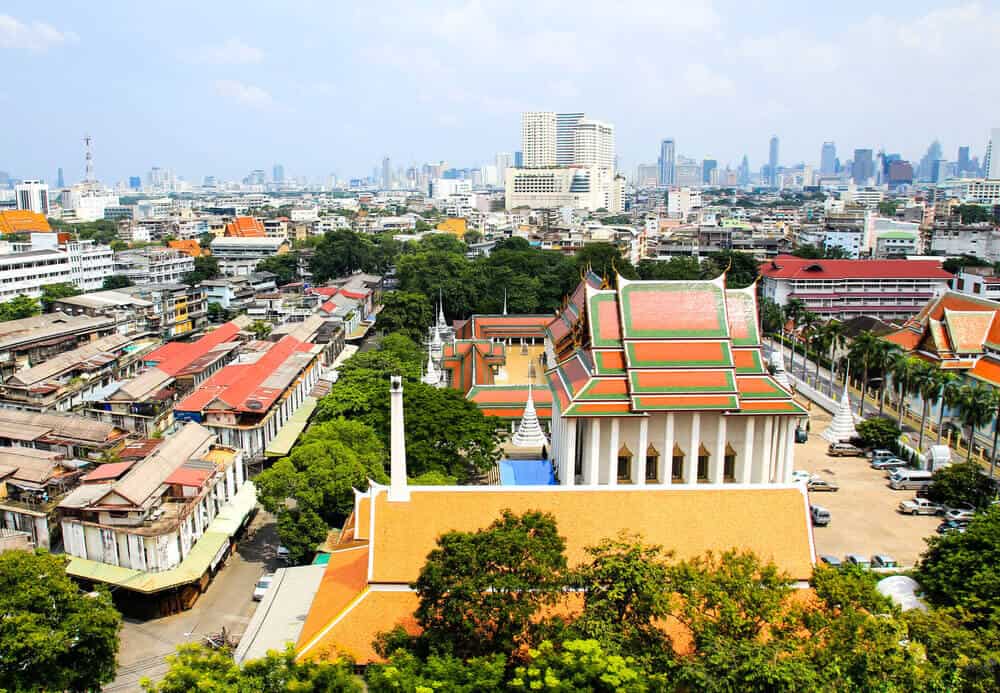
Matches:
[[898, 498, 942, 516]]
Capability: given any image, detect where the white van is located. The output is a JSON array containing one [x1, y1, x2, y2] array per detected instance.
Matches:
[[889, 469, 934, 490]]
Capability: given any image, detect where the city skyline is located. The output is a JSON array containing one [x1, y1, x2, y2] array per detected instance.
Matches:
[[1, 1, 999, 183]]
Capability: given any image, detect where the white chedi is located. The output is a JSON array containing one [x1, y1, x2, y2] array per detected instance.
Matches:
[[822, 383, 859, 443], [511, 383, 549, 449]]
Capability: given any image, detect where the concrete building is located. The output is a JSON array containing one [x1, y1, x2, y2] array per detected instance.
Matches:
[[820, 141, 837, 175], [521, 112, 557, 168], [114, 247, 195, 285], [984, 127, 1000, 179], [210, 236, 290, 277], [930, 223, 1000, 263], [15, 180, 49, 215], [572, 119, 614, 168], [658, 139, 676, 186], [0, 234, 114, 300], [556, 113, 584, 165], [505, 167, 624, 212]]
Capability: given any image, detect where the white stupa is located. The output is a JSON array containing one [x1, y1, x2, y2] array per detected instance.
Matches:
[[511, 383, 549, 449], [421, 353, 441, 387], [822, 383, 859, 443]]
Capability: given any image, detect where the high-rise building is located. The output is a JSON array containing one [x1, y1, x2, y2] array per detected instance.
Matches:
[[738, 155, 750, 185], [852, 149, 874, 184], [273, 164, 285, 183], [918, 140, 943, 181], [820, 142, 837, 175], [985, 129, 1000, 179], [129, 176, 142, 190], [657, 139, 675, 186], [514, 151, 523, 168], [556, 113, 584, 166], [957, 146, 971, 175], [15, 180, 50, 215], [381, 157, 392, 188], [495, 152, 514, 182], [521, 112, 557, 167], [702, 159, 718, 185], [768, 136, 779, 186], [572, 119, 614, 168], [56, 167, 65, 189]]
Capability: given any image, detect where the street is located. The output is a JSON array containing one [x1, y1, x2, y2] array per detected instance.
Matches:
[[104, 510, 282, 692]]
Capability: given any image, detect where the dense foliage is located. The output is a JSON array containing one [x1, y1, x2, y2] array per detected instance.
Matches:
[[927, 462, 996, 510], [40, 281, 81, 309], [0, 550, 122, 692], [102, 274, 134, 290], [184, 255, 220, 285], [255, 252, 300, 285], [0, 294, 40, 321], [856, 417, 901, 449]]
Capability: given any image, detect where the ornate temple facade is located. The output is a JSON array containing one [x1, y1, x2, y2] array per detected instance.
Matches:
[[544, 272, 806, 486]]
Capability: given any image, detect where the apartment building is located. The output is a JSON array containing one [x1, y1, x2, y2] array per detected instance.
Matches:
[[759, 255, 952, 321], [0, 312, 117, 379], [118, 283, 208, 338], [930, 222, 1000, 263], [210, 236, 290, 277], [0, 234, 114, 300], [201, 277, 256, 312], [504, 167, 624, 212], [114, 247, 195, 285], [0, 447, 89, 550]]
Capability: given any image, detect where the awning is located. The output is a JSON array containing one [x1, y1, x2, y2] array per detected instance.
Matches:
[[264, 397, 317, 458], [65, 482, 257, 594]]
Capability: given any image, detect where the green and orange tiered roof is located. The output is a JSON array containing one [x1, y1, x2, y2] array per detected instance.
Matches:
[[545, 273, 803, 418]]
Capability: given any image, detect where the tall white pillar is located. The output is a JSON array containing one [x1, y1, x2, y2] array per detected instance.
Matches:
[[782, 418, 796, 483], [564, 418, 577, 486], [741, 417, 756, 484], [586, 418, 601, 486], [608, 418, 620, 486], [388, 376, 409, 502], [773, 418, 787, 483], [636, 418, 648, 485], [686, 413, 700, 484], [663, 413, 675, 486], [713, 416, 726, 484], [757, 416, 773, 484]]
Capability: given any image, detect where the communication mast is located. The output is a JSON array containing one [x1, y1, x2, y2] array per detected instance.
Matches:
[[83, 134, 94, 183]]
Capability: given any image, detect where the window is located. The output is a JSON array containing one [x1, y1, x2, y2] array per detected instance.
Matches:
[[724, 443, 737, 482], [617, 444, 633, 482], [645, 444, 659, 482], [672, 444, 684, 481], [697, 443, 710, 482]]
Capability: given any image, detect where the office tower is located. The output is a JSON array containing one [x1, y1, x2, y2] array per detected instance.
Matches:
[[382, 157, 392, 188], [820, 142, 836, 174], [556, 112, 584, 165], [738, 155, 749, 185], [572, 119, 614, 168], [495, 152, 513, 181], [514, 151, 523, 168], [957, 146, 970, 175], [657, 139, 676, 186], [15, 180, 50, 214], [887, 161, 914, 188], [521, 112, 557, 167], [852, 149, 874, 184], [702, 159, 718, 185], [918, 140, 943, 181], [129, 176, 141, 190], [985, 129, 1000, 179], [767, 136, 779, 186], [56, 167, 65, 189], [273, 164, 285, 183]]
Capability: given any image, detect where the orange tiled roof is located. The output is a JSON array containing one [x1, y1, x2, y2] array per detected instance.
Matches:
[[296, 547, 371, 651], [942, 309, 994, 354], [0, 210, 51, 234], [224, 216, 265, 237], [969, 357, 1000, 387], [167, 239, 203, 257], [884, 328, 921, 351]]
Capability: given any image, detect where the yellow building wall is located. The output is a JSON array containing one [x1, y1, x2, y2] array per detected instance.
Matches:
[[436, 218, 467, 236]]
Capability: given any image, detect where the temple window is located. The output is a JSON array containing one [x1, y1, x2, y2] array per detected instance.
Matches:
[[697, 443, 710, 482], [671, 444, 684, 481], [617, 444, 633, 482], [724, 443, 737, 482], [645, 444, 659, 482]]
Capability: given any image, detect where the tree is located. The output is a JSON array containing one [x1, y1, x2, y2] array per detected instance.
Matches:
[[206, 301, 225, 322], [818, 321, 847, 395], [878, 200, 899, 217], [310, 230, 374, 282], [411, 510, 568, 658], [790, 244, 824, 259], [366, 649, 505, 693], [955, 204, 993, 225], [256, 252, 300, 285], [936, 371, 963, 444], [758, 296, 785, 336], [249, 320, 273, 340], [102, 274, 134, 290], [110, 239, 128, 251], [888, 351, 918, 426], [912, 361, 941, 451], [848, 331, 881, 416], [927, 462, 996, 510], [942, 254, 989, 275], [958, 383, 999, 462], [0, 294, 40, 321], [574, 243, 637, 286], [184, 255, 220, 285], [509, 640, 653, 692], [856, 417, 901, 449], [40, 282, 81, 310], [377, 291, 434, 342], [144, 643, 360, 692], [636, 256, 701, 282], [254, 419, 388, 563], [0, 550, 122, 692]]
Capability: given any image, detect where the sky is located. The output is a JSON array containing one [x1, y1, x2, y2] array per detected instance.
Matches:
[[2, 0, 999, 184]]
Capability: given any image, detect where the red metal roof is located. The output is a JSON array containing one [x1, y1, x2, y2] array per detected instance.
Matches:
[[147, 322, 242, 376], [82, 461, 135, 482], [760, 255, 951, 280], [164, 467, 213, 487]]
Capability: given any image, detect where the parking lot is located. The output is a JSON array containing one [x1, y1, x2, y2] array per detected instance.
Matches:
[[795, 403, 940, 568]]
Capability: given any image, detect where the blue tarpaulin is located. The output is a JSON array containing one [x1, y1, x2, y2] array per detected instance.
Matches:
[[499, 459, 556, 485]]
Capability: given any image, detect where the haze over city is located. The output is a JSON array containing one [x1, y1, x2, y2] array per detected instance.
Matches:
[[3, 0, 999, 182]]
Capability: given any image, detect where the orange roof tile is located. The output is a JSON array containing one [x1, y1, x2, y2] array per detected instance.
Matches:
[[969, 357, 1000, 387], [167, 240, 203, 257], [942, 309, 994, 354], [224, 216, 265, 237], [0, 210, 51, 234], [884, 329, 921, 351], [296, 547, 371, 652], [626, 341, 733, 369], [299, 590, 420, 664], [630, 370, 735, 394]]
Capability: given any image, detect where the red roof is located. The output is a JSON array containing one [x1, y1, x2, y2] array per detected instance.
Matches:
[[119, 440, 163, 460], [147, 322, 242, 376], [82, 461, 136, 482], [759, 255, 951, 280], [310, 287, 339, 298], [321, 300, 337, 313], [164, 467, 213, 487], [339, 289, 368, 300]]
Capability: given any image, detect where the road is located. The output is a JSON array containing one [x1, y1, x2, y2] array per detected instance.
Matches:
[[104, 511, 282, 692]]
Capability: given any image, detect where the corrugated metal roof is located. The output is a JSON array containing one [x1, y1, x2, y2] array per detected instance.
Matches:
[[7, 334, 133, 387]]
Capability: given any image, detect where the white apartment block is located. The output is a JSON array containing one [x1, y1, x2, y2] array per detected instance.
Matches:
[[114, 247, 195, 285], [505, 167, 624, 213], [0, 235, 114, 301], [15, 181, 49, 215], [666, 187, 702, 219], [61, 188, 120, 223], [573, 119, 615, 168], [521, 112, 557, 168], [930, 225, 1000, 263]]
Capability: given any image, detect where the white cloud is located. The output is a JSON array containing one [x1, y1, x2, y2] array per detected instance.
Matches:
[[0, 14, 77, 52], [739, 31, 840, 74], [214, 79, 273, 109], [681, 63, 733, 96], [192, 37, 263, 65]]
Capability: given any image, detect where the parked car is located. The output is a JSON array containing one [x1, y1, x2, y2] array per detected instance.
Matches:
[[792, 470, 813, 484], [845, 554, 871, 569], [871, 457, 909, 471], [828, 442, 864, 457], [942, 502, 975, 515], [869, 449, 895, 462], [810, 505, 831, 526], [888, 469, 934, 490], [276, 545, 290, 563], [945, 508, 975, 523], [871, 554, 898, 569], [808, 477, 840, 492], [253, 573, 274, 601], [819, 555, 842, 567], [898, 498, 943, 516], [937, 519, 968, 534]]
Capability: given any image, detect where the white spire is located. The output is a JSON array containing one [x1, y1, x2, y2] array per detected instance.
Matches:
[[388, 376, 410, 502], [511, 382, 549, 449], [503, 288, 508, 316], [437, 288, 446, 329], [421, 353, 441, 386], [822, 382, 859, 443]]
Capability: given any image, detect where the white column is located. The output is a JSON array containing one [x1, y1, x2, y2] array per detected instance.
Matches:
[[713, 416, 726, 484], [757, 416, 773, 484], [636, 418, 648, 486], [782, 418, 796, 483], [564, 418, 577, 486], [686, 413, 700, 484], [663, 413, 675, 486], [586, 418, 601, 486], [773, 418, 787, 483], [741, 417, 756, 484], [607, 418, 619, 486]]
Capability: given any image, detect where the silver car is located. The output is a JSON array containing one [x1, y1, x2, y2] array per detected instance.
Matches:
[[898, 498, 943, 516]]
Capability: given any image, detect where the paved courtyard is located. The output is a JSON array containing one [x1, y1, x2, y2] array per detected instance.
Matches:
[[795, 402, 940, 568]]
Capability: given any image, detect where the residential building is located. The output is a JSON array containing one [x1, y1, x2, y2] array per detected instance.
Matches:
[[929, 222, 1000, 262], [759, 255, 952, 320], [0, 234, 114, 300], [114, 247, 195, 285], [210, 236, 290, 277], [505, 167, 624, 212], [666, 187, 702, 219], [0, 313, 117, 379], [521, 112, 557, 168], [15, 180, 49, 215], [555, 112, 584, 165], [572, 119, 614, 168], [1, 447, 90, 550], [201, 277, 256, 312], [50, 291, 158, 336], [61, 188, 119, 223], [984, 127, 1000, 179]]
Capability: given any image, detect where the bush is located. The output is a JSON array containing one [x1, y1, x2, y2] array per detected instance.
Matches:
[[856, 417, 901, 449], [926, 462, 996, 510]]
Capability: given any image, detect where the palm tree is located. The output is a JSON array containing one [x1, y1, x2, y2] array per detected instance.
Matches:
[[784, 299, 805, 380], [821, 321, 847, 396], [913, 363, 941, 451], [798, 311, 820, 380], [936, 372, 962, 444], [848, 331, 880, 417], [958, 383, 998, 463], [809, 327, 831, 389], [888, 351, 916, 426], [871, 342, 896, 416]]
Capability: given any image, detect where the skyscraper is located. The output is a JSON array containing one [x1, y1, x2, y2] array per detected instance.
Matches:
[[918, 140, 943, 181], [657, 139, 675, 186], [852, 149, 874, 184], [556, 113, 584, 166], [514, 151, 523, 168], [820, 142, 836, 175], [521, 112, 557, 167], [381, 157, 392, 188], [273, 164, 285, 183], [985, 129, 1000, 179], [572, 119, 614, 168], [56, 167, 65, 188], [738, 155, 750, 185], [702, 159, 718, 185], [768, 136, 779, 186]]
